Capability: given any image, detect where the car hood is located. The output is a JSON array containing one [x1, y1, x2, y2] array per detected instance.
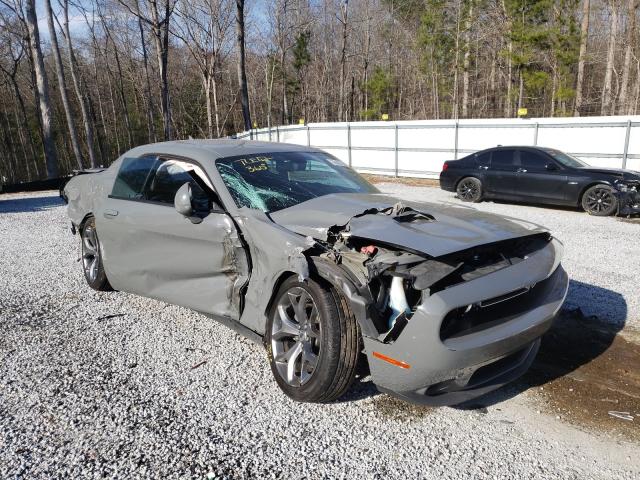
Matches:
[[576, 167, 640, 180], [269, 193, 548, 257]]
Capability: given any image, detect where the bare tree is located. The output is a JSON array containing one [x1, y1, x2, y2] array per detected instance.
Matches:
[[25, 0, 59, 177], [119, 0, 176, 140], [618, 0, 638, 114], [45, 0, 83, 168], [601, 0, 619, 115], [574, 0, 590, 115], [236, 0, 251, 131]]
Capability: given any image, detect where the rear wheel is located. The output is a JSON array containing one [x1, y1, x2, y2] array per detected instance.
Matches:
[[456, 177, 483, 202], [265, 276, 359, 403], [81, 217, 112, 291], [581, 184, 618, 216]]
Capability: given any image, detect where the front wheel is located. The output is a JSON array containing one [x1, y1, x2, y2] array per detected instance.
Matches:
[[581, 184, 618, 216], [80, 217, 112, 291], [456, 177, 483, 202], [265, 276, 359, 403]]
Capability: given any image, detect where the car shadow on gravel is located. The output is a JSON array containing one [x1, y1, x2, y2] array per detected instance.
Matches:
[[0, 195, 64, 214], [455, 280, 637, 422]]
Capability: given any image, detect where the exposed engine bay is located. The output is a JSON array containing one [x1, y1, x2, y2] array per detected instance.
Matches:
[[310, 203, 553, 345]]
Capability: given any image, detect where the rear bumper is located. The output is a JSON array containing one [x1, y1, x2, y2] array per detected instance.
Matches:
[[439, 173, 456, 192], [364, 238, 568, 406]]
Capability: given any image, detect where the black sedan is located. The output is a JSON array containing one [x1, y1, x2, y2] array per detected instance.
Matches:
[[439, 146, 640, 216]]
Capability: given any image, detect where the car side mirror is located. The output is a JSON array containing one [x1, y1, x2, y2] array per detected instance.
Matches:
[[545, 163, 558, 171], [174, 182, 202, 224]]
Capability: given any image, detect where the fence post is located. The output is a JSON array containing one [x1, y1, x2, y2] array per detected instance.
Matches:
[[347, 123, 352, 167], [276, 125, 280, 143], [394, 124, 399, 177], [307, 125, 311, 146], [454, 122, 459, 159], [533, 122, 539, 146], [268, 126, 272, 142], [623, 120, 631, 169]]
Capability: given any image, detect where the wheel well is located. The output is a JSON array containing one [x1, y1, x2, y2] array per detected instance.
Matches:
[[455, 176, 481, 190], [77, 213, 94, 234], [578, 182, 614, 204], [264, 271, 298, 316]]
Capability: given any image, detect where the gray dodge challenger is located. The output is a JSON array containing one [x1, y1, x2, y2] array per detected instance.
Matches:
[[64, 140, 569, 406]]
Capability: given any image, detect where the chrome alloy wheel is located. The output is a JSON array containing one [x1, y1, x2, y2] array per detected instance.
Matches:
[[584, 187, 615, 214], [271, 287, 322, 387], [81, 224, 100, 283]]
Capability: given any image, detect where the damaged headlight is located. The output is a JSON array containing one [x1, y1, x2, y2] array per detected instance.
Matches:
[[614, 181, 629, 192], [614, 181, 633, 192]]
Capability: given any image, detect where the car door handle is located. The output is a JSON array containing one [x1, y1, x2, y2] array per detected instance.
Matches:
[[103, 209, 119, 218], [517, 168, 528, 173]]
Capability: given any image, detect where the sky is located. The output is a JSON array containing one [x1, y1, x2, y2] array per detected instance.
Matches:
[[32, 0, 272, 43]]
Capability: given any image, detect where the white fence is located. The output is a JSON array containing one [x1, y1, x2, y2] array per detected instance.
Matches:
[[236, 116, 640, 178]]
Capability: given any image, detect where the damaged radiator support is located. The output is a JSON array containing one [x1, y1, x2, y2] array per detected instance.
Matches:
[[315, 226, 554, 345]]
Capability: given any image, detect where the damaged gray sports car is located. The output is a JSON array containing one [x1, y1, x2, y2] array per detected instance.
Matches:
[[64, 140, 569, 406]]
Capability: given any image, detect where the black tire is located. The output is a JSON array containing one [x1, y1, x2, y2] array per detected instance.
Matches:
[[80, 217, 112, 291], [265, 276, 360, 403], [581, 184, 618, 216], [456, 177, 483, 202]]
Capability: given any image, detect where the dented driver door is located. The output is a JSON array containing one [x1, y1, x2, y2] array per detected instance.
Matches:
[[98, 157, 249, 320]]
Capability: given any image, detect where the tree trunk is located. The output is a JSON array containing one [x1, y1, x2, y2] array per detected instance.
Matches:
[[236, 0, 252, 131], [25, 0, 58, 178], [461, 0, 473, 118], [45, 0, 83, 169], [601, 1, 619, 115], [148, 0, 172, 140], [61, 0, 98, 167], [136, 5, 156, 143], [338, 1, 349, 122], [618, 0, 637, 114], [574, 0, 590, 116]]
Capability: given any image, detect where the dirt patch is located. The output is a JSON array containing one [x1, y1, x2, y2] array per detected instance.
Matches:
[[527, 310, 640, 439], [361, 174, 440, 188], [372, 394, 434, 421], [617, 216, 640, 225]]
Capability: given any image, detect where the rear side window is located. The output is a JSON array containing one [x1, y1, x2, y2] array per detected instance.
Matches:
[[491, 150, 517, 168], [476, 152, 491, 167], [519, 150, 547, 170], [111, 156, 158, 199]]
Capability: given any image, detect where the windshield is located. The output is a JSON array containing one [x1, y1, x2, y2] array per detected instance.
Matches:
[[215, 151, 379, 212], [543, 149, 589, 168]]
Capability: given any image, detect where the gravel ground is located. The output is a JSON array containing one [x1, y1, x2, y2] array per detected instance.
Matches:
[[1, 190, 639, 479], [378, 183, 640, 335]]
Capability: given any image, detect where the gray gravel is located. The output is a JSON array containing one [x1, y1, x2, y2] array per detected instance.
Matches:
[[1, 190, 638, 479]]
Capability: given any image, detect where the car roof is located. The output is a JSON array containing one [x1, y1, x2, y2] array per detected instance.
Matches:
[[485, 145, 550, 152], [124, 139, 318, 163]]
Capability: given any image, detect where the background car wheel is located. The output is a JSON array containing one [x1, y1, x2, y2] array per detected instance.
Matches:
[[456, 177, 483, 202], [581, 184, 618, 216], [265, 276, 359, 403], [81, 217, 112, 291]]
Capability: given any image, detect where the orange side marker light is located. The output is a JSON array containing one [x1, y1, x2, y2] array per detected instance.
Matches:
[[372, 351, 411, 369]]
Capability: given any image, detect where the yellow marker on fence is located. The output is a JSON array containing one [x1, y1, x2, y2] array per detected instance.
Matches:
[[517, 108, 528, 117], [298, 118, 305, 125], [381, 113, 389, 121]]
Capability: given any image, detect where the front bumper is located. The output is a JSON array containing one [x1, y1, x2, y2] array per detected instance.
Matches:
[[617, 188, 640, 215], [363, 238, 569, 406]]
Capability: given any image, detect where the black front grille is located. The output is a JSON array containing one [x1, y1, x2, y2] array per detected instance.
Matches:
[[439, 275, 552, 342]]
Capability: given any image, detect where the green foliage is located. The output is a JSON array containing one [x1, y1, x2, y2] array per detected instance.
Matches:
[[361, 66, 394, 120], [292, 30, 311, 73]]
